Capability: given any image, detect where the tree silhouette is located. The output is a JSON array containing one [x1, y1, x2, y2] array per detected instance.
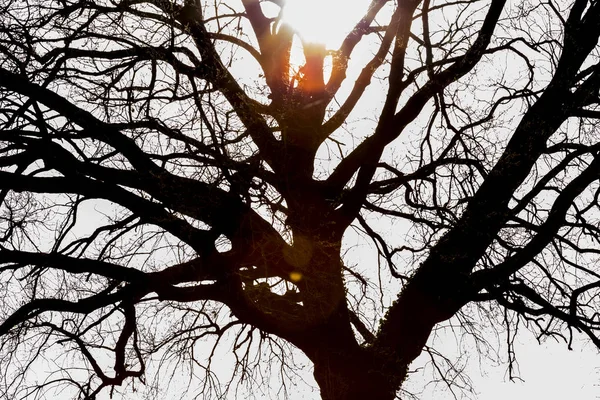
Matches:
[[2, 0, 600, 399]]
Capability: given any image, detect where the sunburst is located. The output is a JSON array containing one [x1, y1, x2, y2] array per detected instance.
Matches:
[[282, 0, 371, 49]]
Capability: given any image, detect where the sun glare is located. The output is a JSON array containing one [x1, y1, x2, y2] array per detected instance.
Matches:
[[282, 0, 370, 49]]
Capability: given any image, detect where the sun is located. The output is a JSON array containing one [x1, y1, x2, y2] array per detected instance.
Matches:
[[282, 0, 371, 49]]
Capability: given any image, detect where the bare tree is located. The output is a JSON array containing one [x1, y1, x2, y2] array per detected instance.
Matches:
[[2, 0, 600, 399]]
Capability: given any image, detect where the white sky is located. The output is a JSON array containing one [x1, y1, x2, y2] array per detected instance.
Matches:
[[405, 333, 600, 399], [282, 0, 371, 48]]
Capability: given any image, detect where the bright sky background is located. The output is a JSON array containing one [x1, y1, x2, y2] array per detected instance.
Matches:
[[282, 0, 371, 48], [406, 333, 600, 399]]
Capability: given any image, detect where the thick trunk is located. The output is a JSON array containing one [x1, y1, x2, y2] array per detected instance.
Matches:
[[312, 349, 407, 400]]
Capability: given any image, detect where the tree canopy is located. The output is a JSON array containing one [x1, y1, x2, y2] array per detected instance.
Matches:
[[2, 0, 600, 399]]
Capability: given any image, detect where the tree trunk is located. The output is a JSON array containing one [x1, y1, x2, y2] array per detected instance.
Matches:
[[312, 350, 407, 400]]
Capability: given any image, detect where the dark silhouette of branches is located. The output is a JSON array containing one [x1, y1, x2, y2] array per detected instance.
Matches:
[[2, 0, 600, 399]]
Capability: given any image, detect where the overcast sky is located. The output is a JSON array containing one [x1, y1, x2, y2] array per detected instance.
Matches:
[[405, 332, 600, 399]]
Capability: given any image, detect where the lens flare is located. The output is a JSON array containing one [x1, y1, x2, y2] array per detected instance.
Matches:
[[289, 271, 303, 282]]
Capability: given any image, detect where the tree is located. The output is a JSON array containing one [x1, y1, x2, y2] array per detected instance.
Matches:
[[2, 0, 600, 398]]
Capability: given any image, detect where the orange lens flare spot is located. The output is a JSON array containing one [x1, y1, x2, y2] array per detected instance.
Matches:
[[289, 272, 303, 282]]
